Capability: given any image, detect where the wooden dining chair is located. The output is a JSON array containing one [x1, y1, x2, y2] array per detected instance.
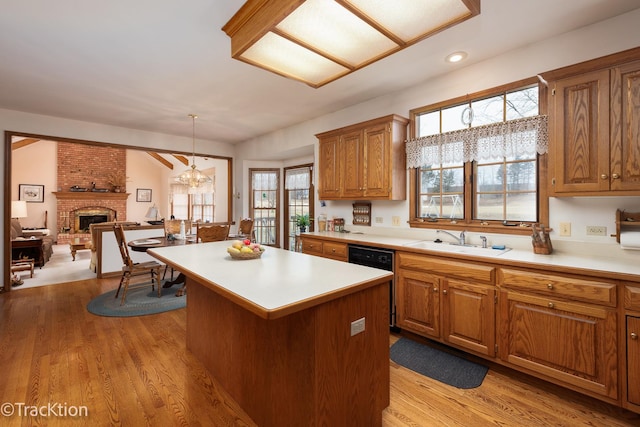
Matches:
[[238, 218, 255, 240], [196, 223, 230, 243], [113, 224, 162, 305]]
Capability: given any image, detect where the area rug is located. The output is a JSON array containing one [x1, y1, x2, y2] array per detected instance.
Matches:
[[87, 285, 186, 317], [390, 338, 488, 389]]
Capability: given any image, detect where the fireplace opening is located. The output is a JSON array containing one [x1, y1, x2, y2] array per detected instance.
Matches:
[[72, 207, 116, 233], [78, 215, 109, 232]]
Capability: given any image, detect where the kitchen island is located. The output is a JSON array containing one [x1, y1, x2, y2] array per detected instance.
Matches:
[[148, 241, 393, 427]]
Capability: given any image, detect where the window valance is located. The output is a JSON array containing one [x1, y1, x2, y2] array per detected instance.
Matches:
[[406, 115, 548, 168], [285, 167, 311, 190]]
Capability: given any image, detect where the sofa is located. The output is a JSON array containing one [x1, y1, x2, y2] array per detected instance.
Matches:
[[10, 219, 54, 265]]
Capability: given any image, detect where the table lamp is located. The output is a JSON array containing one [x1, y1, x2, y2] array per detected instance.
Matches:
[[11, 200, 28, 219], [145, 205, 162, 225]]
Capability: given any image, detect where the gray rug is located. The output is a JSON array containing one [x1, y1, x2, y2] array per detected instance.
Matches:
[[390, 338, 488, 389], [87, 284, 185, 317]]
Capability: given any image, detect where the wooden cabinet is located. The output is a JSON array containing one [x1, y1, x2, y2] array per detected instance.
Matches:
[[625, 285, 640, 409], [627, 316, 640, 406], [317, 134, 341, 199], [300, 236, 348, 262], [498, 268, 618, 399], [396, 252, 496, 356], [546, 54, 640, 195], [396, 268, 441, 337], [442, 279, 495, 357], [316, 114, 408, 200]]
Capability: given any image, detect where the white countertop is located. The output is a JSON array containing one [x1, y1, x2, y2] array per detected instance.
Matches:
[[148, 240, 393, 319], [303, 231, 640, 280]]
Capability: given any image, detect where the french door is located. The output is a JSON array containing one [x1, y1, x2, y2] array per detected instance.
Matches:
[[249, 168, 279, 247]]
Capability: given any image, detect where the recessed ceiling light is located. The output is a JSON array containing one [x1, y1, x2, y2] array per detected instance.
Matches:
[[446, 51, 468, 63]]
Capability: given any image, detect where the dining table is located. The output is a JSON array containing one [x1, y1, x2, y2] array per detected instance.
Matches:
[[128, 235, 196, 295]]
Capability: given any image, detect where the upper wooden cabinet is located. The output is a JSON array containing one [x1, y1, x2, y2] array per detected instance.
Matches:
[[545, 49, 640, 195], [316, 114, 408, 200]]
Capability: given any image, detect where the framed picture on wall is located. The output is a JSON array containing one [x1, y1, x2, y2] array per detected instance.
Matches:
[[136, 188, 152, 202], [19, 184, 45, 203]]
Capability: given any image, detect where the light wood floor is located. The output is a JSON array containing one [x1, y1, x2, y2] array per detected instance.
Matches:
[[1, 279, 639, 426]]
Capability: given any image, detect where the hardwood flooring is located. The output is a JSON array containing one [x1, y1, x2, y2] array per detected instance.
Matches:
[[1, 279, 639, 426]]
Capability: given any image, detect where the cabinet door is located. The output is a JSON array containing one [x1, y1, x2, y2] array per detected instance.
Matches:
[[363, 123, 390, 198], [499, 290, 617, 399], [341, 130, 364, 198], [611, 60, 640, 191], [550, 69, 610, 193], [628, 316, 640, 406], [318, 135, 341, 199], [396, 268, 440, 338], [442, 279, 495, 357]]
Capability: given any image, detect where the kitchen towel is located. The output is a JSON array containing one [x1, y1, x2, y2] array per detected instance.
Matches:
[[620, 230, 640, 250]]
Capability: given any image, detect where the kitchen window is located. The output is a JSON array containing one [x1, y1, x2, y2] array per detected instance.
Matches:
[[407, 78, 549, 234]]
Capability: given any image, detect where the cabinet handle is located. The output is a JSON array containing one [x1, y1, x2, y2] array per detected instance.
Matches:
[[601, 174, 608, 180], [547, 283, 554, 290], [632, 332, 638, 340], [443, 289, 448, 295], [433, 287, 438, 292], [331, 248, 336, 252], [548, 302, 555, 309], [612, 173, 620, 179]]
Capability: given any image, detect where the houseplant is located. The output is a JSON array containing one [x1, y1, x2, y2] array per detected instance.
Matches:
[[296, 214, 310, 232]]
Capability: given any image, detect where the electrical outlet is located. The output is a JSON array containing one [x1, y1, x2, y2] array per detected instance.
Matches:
[[559, 222, 571, 237], [586, 225, 606, 236], [392, 216, 401, 226], [375, 217, 383, 224], [350, 317, 365, 336]]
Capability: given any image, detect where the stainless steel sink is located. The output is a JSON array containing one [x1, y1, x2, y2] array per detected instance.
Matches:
[[403, 240, 511, 257]]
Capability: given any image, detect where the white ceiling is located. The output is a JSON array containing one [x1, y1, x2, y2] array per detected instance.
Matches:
[[1, 1, 639, 147]]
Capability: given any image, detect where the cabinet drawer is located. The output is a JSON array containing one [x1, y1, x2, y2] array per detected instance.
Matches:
[[625, 285, 640, 311], [499, 268, 616, 306], [323, 241, 347, 261], [301, 238, 323, 256], [397, 252, 495, 284]]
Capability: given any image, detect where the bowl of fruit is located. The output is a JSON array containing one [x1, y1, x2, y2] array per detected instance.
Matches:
[[226, 239, 265, 260]]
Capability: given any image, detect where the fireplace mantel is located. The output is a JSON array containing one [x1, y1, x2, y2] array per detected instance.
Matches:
[[53, 192, 130, 200]]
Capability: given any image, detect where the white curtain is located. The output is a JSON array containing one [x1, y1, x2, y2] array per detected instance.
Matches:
[[284, 167, 311, 190], [406, 115, 548, 168]]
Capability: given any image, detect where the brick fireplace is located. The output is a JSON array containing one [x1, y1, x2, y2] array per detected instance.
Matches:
[[54, 143, 128, 244]]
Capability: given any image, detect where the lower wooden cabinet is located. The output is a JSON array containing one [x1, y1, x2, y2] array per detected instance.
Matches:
[[498, 269, 618, 400], [443, 279, 495, 357], [396, 268, 440, 338], [300, 237, 348, 262], [396, 252, 496, 357], [627, 316, 640, 406]]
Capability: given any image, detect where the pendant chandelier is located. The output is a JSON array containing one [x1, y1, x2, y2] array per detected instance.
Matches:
[[175, 114, 212, 191]]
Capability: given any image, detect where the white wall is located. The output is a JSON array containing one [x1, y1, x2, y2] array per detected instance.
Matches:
[[233, 8, 640, 249]]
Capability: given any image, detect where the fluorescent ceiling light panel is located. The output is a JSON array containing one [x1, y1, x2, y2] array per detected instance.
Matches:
[[223, 0, 480, 88]]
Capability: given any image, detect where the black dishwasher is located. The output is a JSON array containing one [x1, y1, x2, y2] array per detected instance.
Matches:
[[348, 245, 396, 329]]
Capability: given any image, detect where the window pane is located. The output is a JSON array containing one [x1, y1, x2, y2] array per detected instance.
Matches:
[[471, 95, 503, 126], [476, 163, 502, 192], [417, 111, 440, 137], [442, 168, 464, 193], [506, 87, 538, 120], [476, 193, 504, 220], [506, 193, 537, 221], [506, 161, 536, 191], [441, 104, 467, 133], [418, 165, 464, 219], [420, 169, 441, 193]]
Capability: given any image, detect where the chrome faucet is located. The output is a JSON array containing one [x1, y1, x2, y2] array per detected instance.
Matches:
[[437, 229, 466, 245]]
